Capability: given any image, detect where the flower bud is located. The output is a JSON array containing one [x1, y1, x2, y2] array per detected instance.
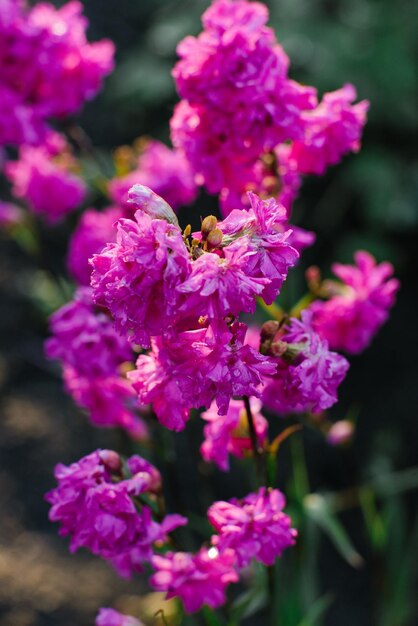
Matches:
[[201, 215, 218, 236], [260, 320, 280, 342], [128, 184, 179, 226], [327, 420, 354, 446], [207, 228, 223, 247], [99, 449, 122, 473]]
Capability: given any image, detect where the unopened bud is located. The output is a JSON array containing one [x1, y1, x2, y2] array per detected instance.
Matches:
[[201, 215, 218, 236], [99, 450, 122, 473], [261, 320, 280, 342], [270, 339, 289, 357], [207, 228, 223, 247], [128, 184, 179, 226], [327, 420, 354, 446]]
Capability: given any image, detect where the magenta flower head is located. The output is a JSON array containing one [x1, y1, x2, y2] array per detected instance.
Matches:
[[289, 84, 369, 175], [208, 487, 297, 568], [67, 206, 122, 286], [46, 450, 186, 578], [262, 311, 349, 415], [90, 195, 191, 348], [151, 547, 238, 613], [96, 609, 144, 626], [200, 397, 268, 471], [5, 140, 86, 224], [46, 287, 132, 379], [109, 140, 197, 211], [0, 0, 114, 147], [309, 251, 400, 354]]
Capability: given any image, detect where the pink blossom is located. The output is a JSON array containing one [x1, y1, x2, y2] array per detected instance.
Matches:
[[209, 488, 297, 567], [171, 0, 317, 194], [217, 192, 299, 303], [46, 450, 186, 578], [129, 321, 276, 431], [289, 84, 369, 175], [67, 207, 122, 286], [96, 609, 144, 626], [5, 142, 86, 224], [0, 1, 114, 147], [151, 547, 238, 613], [263, 311, 349, 414], [201, 397, 268, 471], [90, 209, 191, 347], [327, 420, 354, 446], [109, 140, 197, 210], [63, 367, 147, 439], [46, 288, 132, 378], [309, 251, 399, 354]]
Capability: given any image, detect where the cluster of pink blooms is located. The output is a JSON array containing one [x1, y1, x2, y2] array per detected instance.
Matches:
[[96, 608, 143, 626], [46, 450, 186, 578], [91, 186, 303, 431], [45, 288, 147, 437], [0, 0, 114, 147], [109, 139, 197, 210], [5, 133, 86, 223], [39, 0, 401, 619], [170, 0, 368, 216], [262, 311, 350, 415], [309, 251, 400, 354], [47, 447, 295, 612]]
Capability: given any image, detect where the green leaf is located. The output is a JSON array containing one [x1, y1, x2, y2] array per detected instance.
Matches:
[[304, 494, 364, 568], [201, 606, 226, 626], [297, 594, 334, 626]]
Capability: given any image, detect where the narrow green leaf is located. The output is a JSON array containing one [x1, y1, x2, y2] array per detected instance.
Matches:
[[304, 494, 364, 568], [297, 594, 333, 626]]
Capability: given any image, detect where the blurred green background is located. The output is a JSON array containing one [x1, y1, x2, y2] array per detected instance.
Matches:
[[0, 1, 417, 625]]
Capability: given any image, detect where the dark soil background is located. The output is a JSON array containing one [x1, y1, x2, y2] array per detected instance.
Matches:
[[1, 0, 418, 625]]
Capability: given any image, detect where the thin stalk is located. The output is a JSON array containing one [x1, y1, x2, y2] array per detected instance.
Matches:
[[243, 395, 265, 486]]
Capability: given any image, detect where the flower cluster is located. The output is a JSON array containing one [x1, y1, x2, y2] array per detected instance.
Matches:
[[208, 488, 297, 567], [46, 450, 186, 578], [91, 186, 303, 430], [170, 0, 368, 215], [309, 251, 399, 354], [45, 287, 146, 437], [261, 312, 350, 415], [151, 486, 295, 611], [0, 0, 114, 147], [109, 139, 197, 211], [5, 134, 86, 223]]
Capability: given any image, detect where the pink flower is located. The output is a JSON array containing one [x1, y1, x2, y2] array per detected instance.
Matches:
[[170, 0, 317, 194], [90, 209, 191, 347], [63, 367, 147, 439], [5, 141, 86, 224], [177, 245, 268, 318], [46, 288, 147, 437], [67, 207, 122, 286], [309, 251, 400, 354], [46, 450, 186, 578], [151, 547, 238, 613], [201, 397, 268, 471], [263, 311, 349, 414], [208, 488, 297, 567], [217, 192, 299, 303], [109, 140, 197, 210], [96, 608, 144, 626], [289, 84, 369, 175], [129, 321, 276, 430], [327, 420, 354, 446], [46, 288, 132, 378], [0, 1, 114, 147]]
